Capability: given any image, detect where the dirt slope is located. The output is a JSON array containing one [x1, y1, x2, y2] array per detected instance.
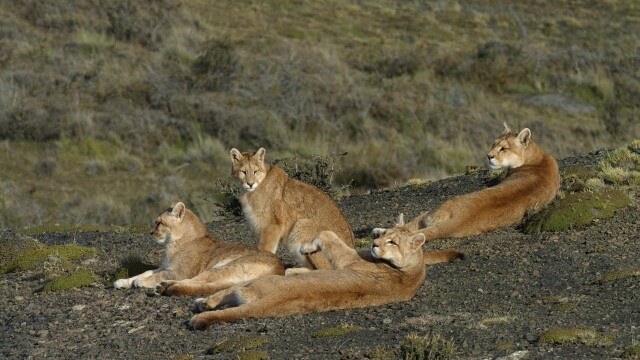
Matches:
[[1, 152, 639, 359]]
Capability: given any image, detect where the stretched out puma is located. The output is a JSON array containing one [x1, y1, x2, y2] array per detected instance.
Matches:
[[374, 124, 560, 241], [188, 219, 462, 331], [113, 202, 284, 296], [230, 147, 355, 270]]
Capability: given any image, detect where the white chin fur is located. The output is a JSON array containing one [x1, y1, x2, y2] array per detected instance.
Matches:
[[487, 160, 502, 170]]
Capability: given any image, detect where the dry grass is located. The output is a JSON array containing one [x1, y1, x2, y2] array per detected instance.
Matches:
[[1, 0, 640, 226]]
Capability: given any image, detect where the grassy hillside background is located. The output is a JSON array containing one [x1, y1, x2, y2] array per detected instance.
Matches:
[[1, 0, 639, 228]]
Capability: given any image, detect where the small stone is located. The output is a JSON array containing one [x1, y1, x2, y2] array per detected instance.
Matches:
[[382, 318, 392, 325], [14, 296, 24, 301], [72, 305, 86, 311]]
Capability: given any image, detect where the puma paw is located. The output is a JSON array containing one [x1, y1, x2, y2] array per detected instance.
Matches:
[[300, 242, 319, 255], [189, 313, 211, 331], [113, 278, 131, 289], [154, 280, 177, 296], [194, 297, 210, 312], [371, 228, 387, 238]]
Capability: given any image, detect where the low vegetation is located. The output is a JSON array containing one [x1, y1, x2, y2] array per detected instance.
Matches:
[[524, 142, 637, 233], [401, 332, 455, 360], [42, 269, 97, 292], [0, 242, 98, 274], [537, 327, 611, 346], [1, 1, 639, 227]]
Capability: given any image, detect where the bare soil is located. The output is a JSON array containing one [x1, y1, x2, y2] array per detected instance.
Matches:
[[1, 151, 639, 359]]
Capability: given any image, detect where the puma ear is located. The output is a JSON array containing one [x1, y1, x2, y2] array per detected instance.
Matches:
[[395, 213, 405, 226], [255, 147, 266, 162], [502, 122, 512, 134], [171, 202, 186, 221], [230, 148, 242, 164], [517, 128, 531, 146], [410, 233, 426, 250]]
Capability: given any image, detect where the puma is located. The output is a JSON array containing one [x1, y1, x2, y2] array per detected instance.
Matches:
[[113, 202, 284, 296], [188, 218, 462, 330], [230, 147, 355, 270], [374, 124, 560, 241]]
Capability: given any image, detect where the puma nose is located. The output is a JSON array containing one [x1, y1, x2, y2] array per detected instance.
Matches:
[[247, 182, 254, 188], [487, 154, 494, 160]]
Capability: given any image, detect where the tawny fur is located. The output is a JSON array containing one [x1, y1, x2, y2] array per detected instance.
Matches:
[[113, 202, 284, 296], [189, 225, 462, 330], [374, 124, 560, 242], [230, 147, 355, 270]]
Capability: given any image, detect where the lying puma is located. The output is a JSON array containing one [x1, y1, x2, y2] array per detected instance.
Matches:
[[374, 124, 560, 241], [113, 202, 284, 296], [230, 147, 355, 270], [188, 222, 463, 330]]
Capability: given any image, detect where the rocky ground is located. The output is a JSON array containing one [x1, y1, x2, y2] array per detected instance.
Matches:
[[1, 151, 639, 359]]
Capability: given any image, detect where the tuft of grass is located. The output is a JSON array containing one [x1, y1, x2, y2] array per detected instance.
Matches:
[[494, 342, 514, 351], [1, 244, 99, 274], [42, 269, 97, 292], [537, 327, 611, 346], [207, 335, 269, 354], [524, 189, 631, 233], [622, 344, 640, 359], [596, 268, 640, 284], [370, 346, 394, 360], [401, 332, 455, 360], [552, 303, 577, 313], [478, 316, 516, 329], [313, 324, 364, 338]]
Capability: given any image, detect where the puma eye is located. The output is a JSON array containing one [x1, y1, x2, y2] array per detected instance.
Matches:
[[386, 240, 398, 246], [499, 147, 507, 152], [253, 170, 258, 175], [241, 170, 247, 175]]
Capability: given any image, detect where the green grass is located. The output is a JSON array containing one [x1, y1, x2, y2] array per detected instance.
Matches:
[[1, 1, 640, 226]]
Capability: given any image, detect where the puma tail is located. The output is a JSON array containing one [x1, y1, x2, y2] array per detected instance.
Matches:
[[423, 250, 464, 266]]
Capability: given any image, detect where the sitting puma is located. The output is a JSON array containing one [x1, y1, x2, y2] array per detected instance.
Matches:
[[374, 124, 560, 241], [230, 147, 355, 270], [113, 202, 284, 296], [188, 219, 463, 330]]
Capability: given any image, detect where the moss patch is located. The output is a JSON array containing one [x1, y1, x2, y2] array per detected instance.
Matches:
[[313, 325, 364, 338], [207, 335, 269, 354], [1, 244, 99, 274], [43, 269, 97, 292], [236, 351, 269, 360], [524, 189, 631, 233], [19, 224, 148, 236], [537, 327, 610, 346], [596, 268, 640, 284]]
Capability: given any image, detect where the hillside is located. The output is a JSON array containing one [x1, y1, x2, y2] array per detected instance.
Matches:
[[1, 146, 639, 359], [1, 0, 640, 228]]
